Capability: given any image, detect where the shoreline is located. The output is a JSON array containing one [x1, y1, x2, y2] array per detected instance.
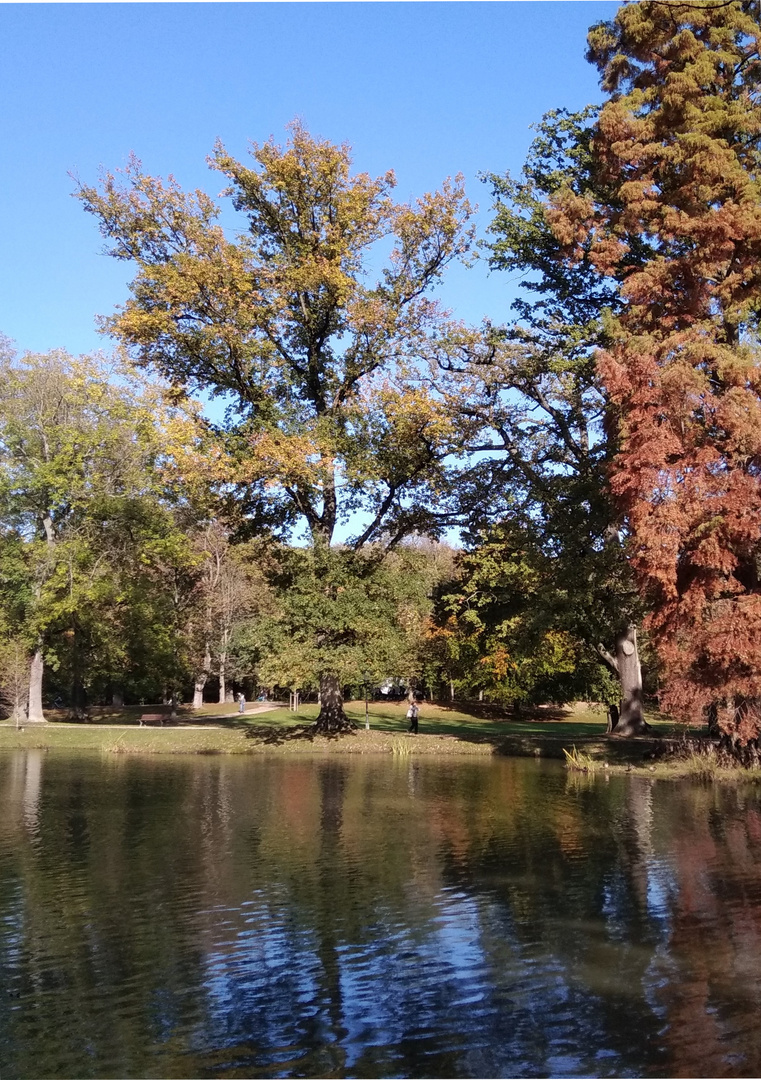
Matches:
[[0, 722, 497, 757], [0, 714, 758, 781]]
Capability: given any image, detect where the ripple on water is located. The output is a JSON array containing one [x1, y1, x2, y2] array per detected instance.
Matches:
[[4, 755, 761, 1077]]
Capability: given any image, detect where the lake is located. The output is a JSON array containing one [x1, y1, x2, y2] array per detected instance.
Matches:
[[1, 750, 761, 1078]]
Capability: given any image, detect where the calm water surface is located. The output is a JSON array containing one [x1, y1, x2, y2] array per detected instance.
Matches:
[[1, 751, 761, 1078]]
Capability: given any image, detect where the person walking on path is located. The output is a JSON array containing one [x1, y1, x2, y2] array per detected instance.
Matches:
[[238, 692, 246, 715], [407, 699, 420, 734]]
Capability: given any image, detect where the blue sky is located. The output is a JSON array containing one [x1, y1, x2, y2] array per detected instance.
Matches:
[[2, 1, 617, 361]]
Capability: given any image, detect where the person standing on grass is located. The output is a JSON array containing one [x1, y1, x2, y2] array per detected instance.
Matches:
[[238, 692, 245, 715], [407, 698, 420, 735]]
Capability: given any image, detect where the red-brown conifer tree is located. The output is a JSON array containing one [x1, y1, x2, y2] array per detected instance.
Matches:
[[552, 0, 761, 740]]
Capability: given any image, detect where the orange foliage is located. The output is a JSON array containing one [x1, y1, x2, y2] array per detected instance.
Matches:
[[556, 2, 761, 737]]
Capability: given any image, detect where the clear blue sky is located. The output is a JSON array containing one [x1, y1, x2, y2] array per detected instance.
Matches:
[[1, 1, 617, 359]]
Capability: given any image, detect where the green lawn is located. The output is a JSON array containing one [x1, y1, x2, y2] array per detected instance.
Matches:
[[315, 699, 689, 741], [0, 698, 698, 757]]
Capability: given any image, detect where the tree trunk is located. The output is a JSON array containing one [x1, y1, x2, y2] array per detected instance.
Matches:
[[10, 700, 26, 727], [598, 624, 650, 737], [70, 621, 88, 721], [27, 512, 55, 725], [193, 642, 211, 710], [313, 673, 355, 734], [218, 649, 226, 704], [27, 645, 46, 723], [112, 688, 124, 708]]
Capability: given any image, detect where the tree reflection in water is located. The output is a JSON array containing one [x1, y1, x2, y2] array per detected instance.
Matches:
[[1, 752, 761, 1077]]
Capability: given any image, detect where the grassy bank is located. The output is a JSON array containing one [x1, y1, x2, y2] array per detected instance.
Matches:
[[0, 699, 699, 769], [562, 745, 761, 782]]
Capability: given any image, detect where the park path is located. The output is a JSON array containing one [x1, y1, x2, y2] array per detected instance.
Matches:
[[16, 702, 287, 730]]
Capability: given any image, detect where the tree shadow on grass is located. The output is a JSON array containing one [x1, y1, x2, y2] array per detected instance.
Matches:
[[237, 722, 358, 746], [518, 706, 575, 723], [210, 704, 619, 753]]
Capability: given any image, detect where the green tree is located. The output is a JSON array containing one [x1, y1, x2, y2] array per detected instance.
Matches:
[[0, 532, 33, 723], [0, 348, 204, 719], [433, 107, 649, 732], [433, 521, 620, 709], [250, 540, 452, 706], [77, 122, 474, 731], [187, 524, 273, 707]]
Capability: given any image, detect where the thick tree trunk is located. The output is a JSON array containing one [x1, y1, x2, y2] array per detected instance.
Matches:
[[27, 512, 55, 725], [613, 625, 650, 736], [313, 673, 355, 734], [27, 645, 46, 724], [598, 624, 650, 737]]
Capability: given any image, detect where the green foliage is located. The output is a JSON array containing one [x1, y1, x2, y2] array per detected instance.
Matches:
[[250, 540, 453, 693], [485, 105, 621, 331], [0, 347, 210, 709], [430, 104, 651, 703], [433, 522, 620, 705]]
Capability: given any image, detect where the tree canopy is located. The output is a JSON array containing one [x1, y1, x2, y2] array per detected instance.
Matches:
[[550, 0, 761, 738], [6, 5, 761, 740], [0, 347, 210, 720], [76, 123, 480, 731], [77, 122, 475, 551]]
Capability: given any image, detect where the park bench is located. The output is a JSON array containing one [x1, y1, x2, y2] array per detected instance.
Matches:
[[138, 714, 165, 727]]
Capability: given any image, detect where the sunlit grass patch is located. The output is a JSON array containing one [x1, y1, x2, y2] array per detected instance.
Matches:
[[0, 697, 708, 764]]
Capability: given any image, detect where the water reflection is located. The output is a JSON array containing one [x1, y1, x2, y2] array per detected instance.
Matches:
[[1, 753, 761, 1077]]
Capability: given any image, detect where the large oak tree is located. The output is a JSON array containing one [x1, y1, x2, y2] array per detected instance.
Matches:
[[78, 123, 474, 731]]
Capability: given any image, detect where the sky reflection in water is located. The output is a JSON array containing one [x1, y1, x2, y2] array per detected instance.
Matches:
[[1, 751, 761, 1078]]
